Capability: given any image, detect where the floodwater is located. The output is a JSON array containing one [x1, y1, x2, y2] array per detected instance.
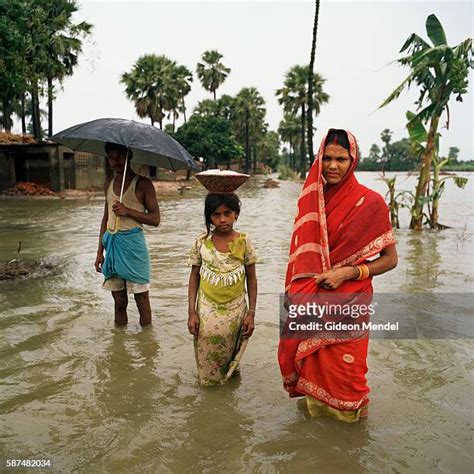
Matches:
[[0, 173, 472, 473]]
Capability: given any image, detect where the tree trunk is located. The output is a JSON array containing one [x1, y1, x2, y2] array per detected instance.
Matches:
[[429, 164, 441, 229], [409, 115, 440, 230], [182, 96, 187, 123], [21, 93, 26, 134], [300, 104, 306, 179], [31, 81, 42, 140], [289, 140, 294, 170], [252, 144, 257, 173], [47, 76, 53, 137], [307, 0, 320, 164], [213, 89, 217, 101], [244, 111, 251, 173], [2, 99, 12, 131]]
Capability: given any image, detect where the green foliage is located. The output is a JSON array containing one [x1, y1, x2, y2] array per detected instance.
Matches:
[[257, 130, 280, 171], [193, 94, 235, 121], [196, 50, 230, 100], [361, 130, 419, 171], [174, 115, 243, 169], [233, 87, 267, 173], [0, 0, 92, 136], [276, 65, 329, 177], [278, 164, 299, 180]]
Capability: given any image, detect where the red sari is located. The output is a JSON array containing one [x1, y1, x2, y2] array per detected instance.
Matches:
[[278, 129, 395, 419]]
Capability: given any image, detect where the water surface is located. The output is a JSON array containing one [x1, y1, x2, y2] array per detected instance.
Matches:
[[0, 173, 472, 473]]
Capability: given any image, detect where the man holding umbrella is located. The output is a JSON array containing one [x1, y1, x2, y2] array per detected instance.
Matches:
[[52, 117, 199, 326], [95, 142, 160, 326]]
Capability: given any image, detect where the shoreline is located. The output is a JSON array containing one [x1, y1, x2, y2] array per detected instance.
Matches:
[[0, 179, 199, 200]]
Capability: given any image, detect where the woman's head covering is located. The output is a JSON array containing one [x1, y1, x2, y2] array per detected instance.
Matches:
[[285, 128, 394, 291]]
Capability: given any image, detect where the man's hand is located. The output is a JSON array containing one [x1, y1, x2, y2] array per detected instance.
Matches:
[[187, 311, 200, 335], [242, 311, 255, 338], [95, 253, 104, 273], [112, 201, 129, 217]]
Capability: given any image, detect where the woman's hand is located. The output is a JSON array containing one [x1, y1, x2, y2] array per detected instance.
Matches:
[[187, 311, 200, 335], [315, 267, 357, 290], [112, 201, 129, 217], [242, 311, 255, 338], [95, 252, 104, 273]]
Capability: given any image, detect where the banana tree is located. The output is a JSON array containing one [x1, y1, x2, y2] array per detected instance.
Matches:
[[380, 14, 472, 230], [407, 110, 468, 229]]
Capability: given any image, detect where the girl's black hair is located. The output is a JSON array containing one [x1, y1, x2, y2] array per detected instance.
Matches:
[[204, 193, 241, 235], [325, 129, 350, 151]]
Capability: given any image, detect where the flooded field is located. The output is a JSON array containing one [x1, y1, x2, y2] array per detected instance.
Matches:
[[0, 173, 473, 473]]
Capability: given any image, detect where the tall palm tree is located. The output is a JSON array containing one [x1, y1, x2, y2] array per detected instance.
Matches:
[[276, 65, 329, 178], [196, 50, 231, 100], [42, 0, 92, 136], [173, 64, 193, 124], [121, 54, 176, 129], [307, 0, 321, 162], [381, 14, 472, 230], [233, 87, 266, 173]]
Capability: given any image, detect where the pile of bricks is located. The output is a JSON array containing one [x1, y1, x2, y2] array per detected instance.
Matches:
[[0, 132, 37, 144], [4, 181, 56, 196]]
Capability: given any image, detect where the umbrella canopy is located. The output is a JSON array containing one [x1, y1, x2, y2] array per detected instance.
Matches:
[[52, 117, 199, 171]]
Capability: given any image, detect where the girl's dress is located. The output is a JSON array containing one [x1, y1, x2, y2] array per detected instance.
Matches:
[[188, 232, 257, 386]]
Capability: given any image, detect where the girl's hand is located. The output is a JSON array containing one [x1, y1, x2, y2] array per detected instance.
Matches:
[[112, 202, 129, 216], [315, 267, 356, 290], [242, 311, 255, 338], [187, 311, 200, 335]]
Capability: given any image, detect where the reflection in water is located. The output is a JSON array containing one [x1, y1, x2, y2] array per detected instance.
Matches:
[[0, 174, 472, 472], [403, 232, 442, 292]]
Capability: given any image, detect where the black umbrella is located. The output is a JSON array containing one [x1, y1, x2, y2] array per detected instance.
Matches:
[[52, 117, 199, 172]]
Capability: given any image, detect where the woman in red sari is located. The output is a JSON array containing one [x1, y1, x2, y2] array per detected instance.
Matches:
[[278, 128, 398, 422]]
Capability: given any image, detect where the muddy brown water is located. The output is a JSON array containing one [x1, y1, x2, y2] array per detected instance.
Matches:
[[0, 173, 472, 473]]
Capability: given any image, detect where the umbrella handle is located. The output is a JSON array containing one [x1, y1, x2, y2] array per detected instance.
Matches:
[[112, 151, 129, 233]]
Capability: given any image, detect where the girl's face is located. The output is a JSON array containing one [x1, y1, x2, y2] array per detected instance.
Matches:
[[322, 143, 352, 185], [210, 204, 238, 233]]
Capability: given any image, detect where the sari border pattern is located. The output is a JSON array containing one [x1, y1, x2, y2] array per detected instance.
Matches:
[[297, 377, 369, 411], [332, 229, 395, 268]]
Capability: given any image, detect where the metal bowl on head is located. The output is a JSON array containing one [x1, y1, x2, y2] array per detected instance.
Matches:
[[195, 170, 250, 193]]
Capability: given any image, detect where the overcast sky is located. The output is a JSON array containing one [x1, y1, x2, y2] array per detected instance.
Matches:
[[19, 0, 473, 159]]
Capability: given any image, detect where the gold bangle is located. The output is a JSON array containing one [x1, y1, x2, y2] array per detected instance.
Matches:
[[357, 264, 370, 280], [248, 309, 256, 313], [352, 265, 361, 280]]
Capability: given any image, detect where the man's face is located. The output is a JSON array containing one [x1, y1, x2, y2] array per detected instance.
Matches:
[[107, 150, 127, 173]]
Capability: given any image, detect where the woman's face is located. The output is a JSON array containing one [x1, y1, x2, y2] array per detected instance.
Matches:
[[322, 143, 352, 185]]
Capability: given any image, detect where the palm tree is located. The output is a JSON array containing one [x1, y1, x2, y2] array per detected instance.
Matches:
[[278, 113, 301, 171], [196, 50, 231, 100], [121, 54, 176, 129], [307, 0, 321, 162], [276, 65, 329, 178], [233, 87, 266, 173], [381, 14, 472, 230], [173, 64, 193, 124], [42, 0, 92, 136]]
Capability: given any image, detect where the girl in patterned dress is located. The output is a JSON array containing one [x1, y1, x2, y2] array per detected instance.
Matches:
[[187, 193, 257, 386]]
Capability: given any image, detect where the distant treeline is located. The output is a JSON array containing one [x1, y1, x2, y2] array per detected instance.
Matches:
[[358, 129, 473, 172]]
